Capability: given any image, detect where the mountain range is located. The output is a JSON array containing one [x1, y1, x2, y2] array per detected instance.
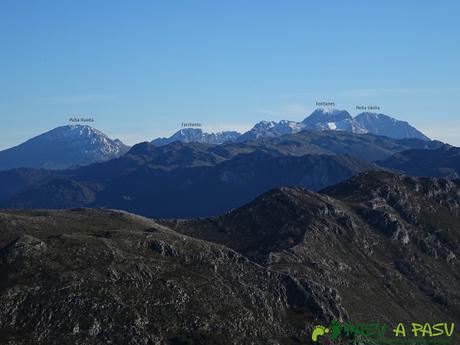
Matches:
[[1, 171, 459, 344], [0, 109, 429, 173], [154, 109, 430, 145], [152, 128, 241, 146], [0, 129, 448, 218], [0, 107, 455, 219], [0, 109, 459, 344]]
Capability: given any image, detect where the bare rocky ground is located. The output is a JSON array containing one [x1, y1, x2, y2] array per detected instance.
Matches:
[[0, 171, 459, 344]]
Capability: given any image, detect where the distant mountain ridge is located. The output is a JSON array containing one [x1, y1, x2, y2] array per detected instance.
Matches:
[[234, 120, 304, 142], [0, 125, 130, 171], [239, 108, 429, 142], [0, 110, 431, 171], [151, 108, 430, 145], [0, 149, 379, 218], [379, 144, 460, 179], [0, 130, 445, 218], [152, 128, 241, 146]]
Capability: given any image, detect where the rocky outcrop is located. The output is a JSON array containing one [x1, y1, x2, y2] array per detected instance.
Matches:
[[1, 172, 459, 344]]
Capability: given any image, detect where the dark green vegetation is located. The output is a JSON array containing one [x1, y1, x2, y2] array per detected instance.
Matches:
[[0, 131, 445, 218], [1, 171, 459, 344], [379, 145, 460, 179]]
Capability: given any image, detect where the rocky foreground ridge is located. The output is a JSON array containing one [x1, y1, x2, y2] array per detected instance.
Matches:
[[0, 171, 459, 344]]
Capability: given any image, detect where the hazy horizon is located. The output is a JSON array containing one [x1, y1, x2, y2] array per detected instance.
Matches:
[[0, 105, 453, 150]]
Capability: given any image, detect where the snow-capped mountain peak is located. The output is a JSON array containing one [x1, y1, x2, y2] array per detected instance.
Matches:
[[302, 108, 353, 126], [235, 108, 428, 142], [252, 121, 277, 130], [300, 108, 368, 133], [235, 119, 306, 143], [37, 125, 129, 156], [44, 125, 102, 139], [354, 112, 429, 140], [0, 124, 130, 171], [151, 128, 241, 146]]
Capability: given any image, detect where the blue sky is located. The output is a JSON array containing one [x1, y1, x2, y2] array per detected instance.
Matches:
[[1, 0, 459, 148]]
